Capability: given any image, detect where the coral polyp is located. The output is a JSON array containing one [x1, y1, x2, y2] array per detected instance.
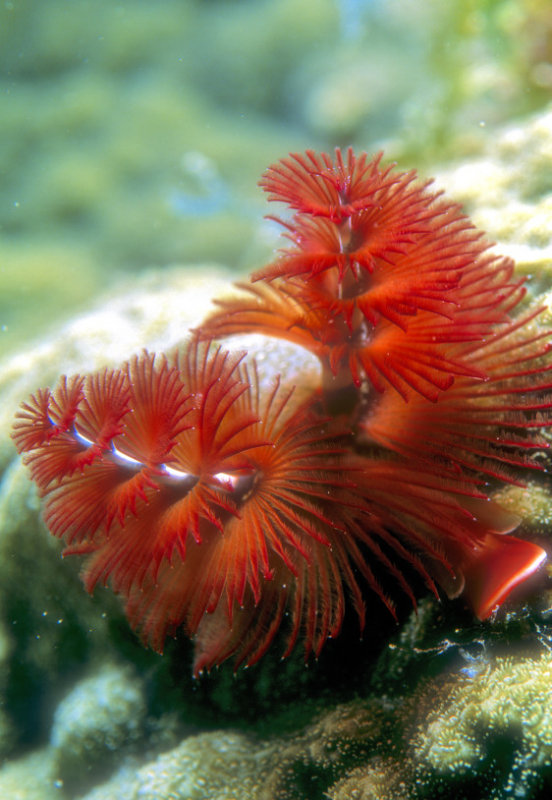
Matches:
[[12, 149, 552, 672]]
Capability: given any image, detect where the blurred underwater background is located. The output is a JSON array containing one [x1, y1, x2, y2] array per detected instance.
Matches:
[[2, 0, 552, 357]]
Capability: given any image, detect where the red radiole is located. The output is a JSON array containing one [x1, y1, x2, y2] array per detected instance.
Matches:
[[13, 149, 551, 674]]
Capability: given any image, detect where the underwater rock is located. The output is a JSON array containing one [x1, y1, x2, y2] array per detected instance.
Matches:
[[81, 731, 271, 800], [80, 700, 390, 800], [0, 750, 61, 800], [51, 663, 146, 792], [436, 104, 552, 289]]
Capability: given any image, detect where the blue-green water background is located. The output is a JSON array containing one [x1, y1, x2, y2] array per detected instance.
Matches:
[[1, 0, 551, 358]]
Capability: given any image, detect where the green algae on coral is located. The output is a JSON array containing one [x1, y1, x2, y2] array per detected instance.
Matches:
[[411, 653, 552, 798]]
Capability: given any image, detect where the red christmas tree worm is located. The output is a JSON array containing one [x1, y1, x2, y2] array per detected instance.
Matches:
[[203, 149, 527, 404], [200, 149, 551, 620], [12, 149, 552, 673]]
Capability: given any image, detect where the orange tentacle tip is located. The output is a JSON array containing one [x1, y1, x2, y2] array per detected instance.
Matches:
[[12, 147, 552, 673], [453, 532, 547, 621]]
